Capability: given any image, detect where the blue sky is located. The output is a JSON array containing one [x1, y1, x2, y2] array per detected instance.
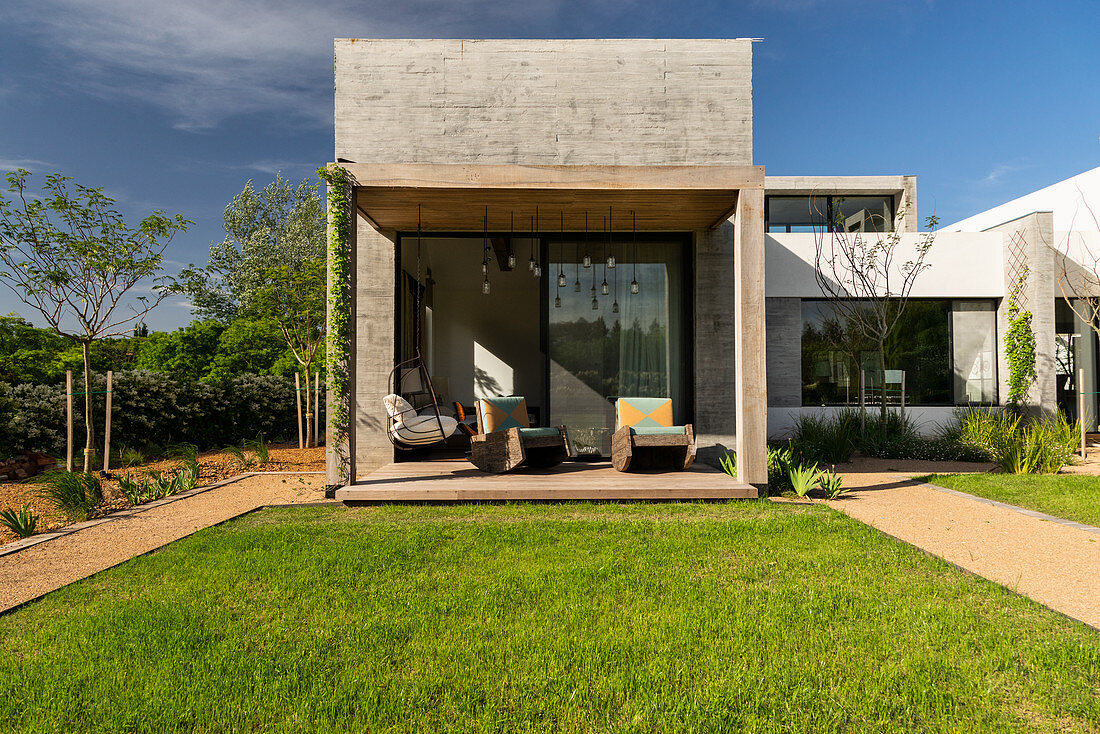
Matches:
[[0, 0, 1097, 330]]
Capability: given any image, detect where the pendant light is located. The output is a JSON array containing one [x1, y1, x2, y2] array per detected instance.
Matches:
[[630, 210, 640, 295], [573, 240, 581, 292], [528, 210, 536, 272], [590, 235, 598, 310], [582, 212, 592, 268], [606, 205, 616, 269], [556, 211, 567, 288], [507, 211, 517, 269], [600, 216, 609, 296], [481, 206, 490, 295], [612, 241, 619, 314], [532, 207, 542, 278]]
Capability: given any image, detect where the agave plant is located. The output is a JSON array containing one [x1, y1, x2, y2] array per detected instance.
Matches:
[[718, 452, 737, 478], [818, 470, 847, 500], [0, 504, 38, 538], [788, 463, 821, 498]]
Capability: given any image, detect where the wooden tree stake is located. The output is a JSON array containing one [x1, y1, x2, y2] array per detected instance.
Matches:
[[66, 370, 73, 472], [103, 370, 113, 473], [295, 372, 304, 449], [314, 372, 321, 447]]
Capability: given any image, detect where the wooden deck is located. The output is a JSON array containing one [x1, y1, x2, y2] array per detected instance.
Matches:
[[336, 458, 757, 502]]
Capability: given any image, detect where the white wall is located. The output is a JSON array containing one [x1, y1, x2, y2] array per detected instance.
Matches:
[[403, 237, 544, 414], [945, 166, 1100, 233], [765, 231, 1005, 298]]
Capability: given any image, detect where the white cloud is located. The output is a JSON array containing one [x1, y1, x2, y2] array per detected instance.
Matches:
[[0, 156, 58, 172], [1, 0, 589, 132], [981, 162, 1031, 185]]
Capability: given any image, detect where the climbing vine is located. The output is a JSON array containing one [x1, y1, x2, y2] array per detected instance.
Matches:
[[1004, 266, 1036, 410], [318, 164, 352, 483]]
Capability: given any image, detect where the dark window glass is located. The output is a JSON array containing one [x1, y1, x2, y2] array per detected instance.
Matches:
[[801, 299, 954, 406], [766, 194, 895, 232], [832, 196, 893, 232], [766, 196, 828, 233]]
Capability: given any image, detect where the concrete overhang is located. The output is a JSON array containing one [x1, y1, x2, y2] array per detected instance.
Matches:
[[336, 163, 764, 232]]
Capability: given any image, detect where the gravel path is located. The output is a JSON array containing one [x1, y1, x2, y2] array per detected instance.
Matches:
[[0, 473, 332, 613], [830, 461, 1100, 629]]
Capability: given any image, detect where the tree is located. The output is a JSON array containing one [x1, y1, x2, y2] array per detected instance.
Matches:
[[0, 170, 190, 471], [251, 262, 326, 445], [1055, 197, 1100, 384], [812, 196, 938, 433], [183, 174, 325, 320], [183, 175, 326, 445]]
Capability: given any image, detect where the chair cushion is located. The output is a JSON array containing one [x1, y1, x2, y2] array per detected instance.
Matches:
[[382, 394, 416, 420], [477, 396, 530, 433], [630, 426, 687, 436], [390, 414, 458, 446], [518, 427, 562, 439], [616, 397, 674, 430]]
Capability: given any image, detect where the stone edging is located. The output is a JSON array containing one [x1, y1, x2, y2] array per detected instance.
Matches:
[[914, 479, 1100, 536], [0, 471, 326, 559]]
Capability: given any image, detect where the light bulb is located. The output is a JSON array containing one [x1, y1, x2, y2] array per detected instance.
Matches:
[[590, 286, 596, 298], [554, 295, 561, 308], [528, 258, 535, 271], [630, 279, 639, 295], [507, 253, 516, 269], [612, 300, 619, 314], [582, 254, 591, 268], [606, 254, 616, 269], [601, 280, 609, 296], [557, 273, 566, 288], [573, 279, 581, 293], [591, 297, 599, 310], [482, 262, 488, 275], [533, 264, 542, 278], [481, 279, 490, 295]]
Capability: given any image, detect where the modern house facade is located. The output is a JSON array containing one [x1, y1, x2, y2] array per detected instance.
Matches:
[[325, 38, 1100, 492]]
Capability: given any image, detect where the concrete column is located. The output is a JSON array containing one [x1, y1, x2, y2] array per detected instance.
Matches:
[[735, 188, 768, 487], [325, 180, 355, 491], [693, 221, 737, 461], [990, 211, 1057, 415], [354, 211, 398, 476]]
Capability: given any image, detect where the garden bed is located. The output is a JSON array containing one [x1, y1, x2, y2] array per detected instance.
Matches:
[[0, 444, 325, 544]]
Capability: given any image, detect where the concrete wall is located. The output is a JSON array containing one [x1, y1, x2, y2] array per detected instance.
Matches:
[[693, 222, 737, 461], [354, 217, 397, 475], [765, 297, 801, 408], [765, 232, 1005, 298], [765, 176, 918, 232], [335, 38, 754, 166]]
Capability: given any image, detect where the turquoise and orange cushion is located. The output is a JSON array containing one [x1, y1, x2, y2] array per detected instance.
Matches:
[[476, 396, 530, 434], [616, 397, 686, 436]]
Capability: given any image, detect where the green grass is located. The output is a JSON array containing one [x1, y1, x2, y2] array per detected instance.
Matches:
[[1, 502, 1098, 732], [922, 473, 1100, 529]]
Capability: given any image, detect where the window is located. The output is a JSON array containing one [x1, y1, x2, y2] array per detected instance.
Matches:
[[767, 195, 894, 233], [801, 299, 997, 407]]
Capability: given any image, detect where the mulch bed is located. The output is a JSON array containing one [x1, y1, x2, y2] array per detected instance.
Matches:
[[0, 444, 326, 544]]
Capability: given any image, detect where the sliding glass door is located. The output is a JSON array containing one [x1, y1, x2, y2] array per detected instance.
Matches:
[[547, 237, 689, 456]]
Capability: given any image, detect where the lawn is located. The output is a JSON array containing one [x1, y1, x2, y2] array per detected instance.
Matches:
[[1, 502, 1098, 732], [922, 473, 1100, 529]]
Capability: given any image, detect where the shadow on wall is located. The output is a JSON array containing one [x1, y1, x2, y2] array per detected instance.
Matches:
[[473, 364, 504, 398]]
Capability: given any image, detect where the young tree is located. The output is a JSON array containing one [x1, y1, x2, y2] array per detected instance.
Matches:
[[1055, 198, 1100, 359], [813, 197, 938, 433], [184, 175, 326, 444], [0, 170, 190, 471], [183, 174, 325, 320]]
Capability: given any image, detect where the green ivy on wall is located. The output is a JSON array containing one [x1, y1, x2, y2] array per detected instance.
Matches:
[[318, 164, 352, 484], [1004, 266, 1036, 409]]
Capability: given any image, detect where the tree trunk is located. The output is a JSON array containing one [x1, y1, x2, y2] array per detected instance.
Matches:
[[877, 340, 888, 440], [82, 340, 94, 473], [303, 362, 312, 447]]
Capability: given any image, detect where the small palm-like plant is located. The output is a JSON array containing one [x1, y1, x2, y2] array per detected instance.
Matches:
[[819, 470, 847, 500], [37, 471, 103, 520], [719, 452, 737, 478], [789, 463, 821, 498], [0, 504, 38, 538]]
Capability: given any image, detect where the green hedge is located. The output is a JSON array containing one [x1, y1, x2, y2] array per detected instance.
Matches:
[[0, 371, 319, 457]]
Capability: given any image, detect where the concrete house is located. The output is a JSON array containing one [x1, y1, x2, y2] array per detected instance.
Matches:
[[324, 38, 1100, 496]]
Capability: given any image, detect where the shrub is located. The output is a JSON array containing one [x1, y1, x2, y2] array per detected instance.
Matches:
[[0, 504, 38, 538], [958, 408, 1078, 474], [789, 413, 856, 465], [767, 444, 795, 491], [37, 472, 103, 520], [818, 470, 847, 500], [719, 452, 737, 478]]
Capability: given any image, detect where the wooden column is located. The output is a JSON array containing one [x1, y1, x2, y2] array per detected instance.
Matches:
[[734, 188, 768, 487]]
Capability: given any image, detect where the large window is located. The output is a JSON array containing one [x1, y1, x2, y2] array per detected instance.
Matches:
[[801, 299, 997, 407], [767, 195, 894, 233]]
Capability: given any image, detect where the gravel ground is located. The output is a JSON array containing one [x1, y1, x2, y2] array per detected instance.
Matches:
[[0, 473, 331, 612], [829, 458, 1100, 629], [0, 445, 325, 543]]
